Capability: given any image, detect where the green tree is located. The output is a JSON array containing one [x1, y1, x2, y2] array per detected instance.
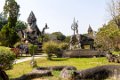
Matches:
[[52, 32, 66, 41], [64, 36, 70, 43], [95, 20, 120, 51], [0, 13, 7, 30], [15, 20, 27, 31], [0, 23, 19, 47], [0, 0, 20, 47], [38, 33, 51, 42], [4, 0, 20, 28]]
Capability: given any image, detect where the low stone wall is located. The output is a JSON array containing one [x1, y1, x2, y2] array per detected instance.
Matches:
[[63, 49, 105, 58]]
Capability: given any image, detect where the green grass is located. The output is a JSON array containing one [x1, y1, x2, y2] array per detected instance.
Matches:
[[6, 57, 120, 79], [112, 51, 120, 55]]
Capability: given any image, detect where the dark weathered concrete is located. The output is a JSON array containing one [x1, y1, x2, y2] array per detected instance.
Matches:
[[63, 49, 105, 58], [60, 66, 77, 80], [13, 69, 52, 80], [74, 65, 120, 80], [0, 69, 9, 80]]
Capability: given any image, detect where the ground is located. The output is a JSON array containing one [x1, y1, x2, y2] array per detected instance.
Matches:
[[6, 57, 120, 80]]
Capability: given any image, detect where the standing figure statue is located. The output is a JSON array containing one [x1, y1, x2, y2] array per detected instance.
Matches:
[[70, 18, 81, 50]]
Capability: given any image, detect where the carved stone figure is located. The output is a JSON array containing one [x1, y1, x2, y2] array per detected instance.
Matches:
[[70, 18, 81, 50], [41, 23, 49, 43], [70, 18, 95, 50], [71, 18, 79, 35], [26, 11, 41, 44]]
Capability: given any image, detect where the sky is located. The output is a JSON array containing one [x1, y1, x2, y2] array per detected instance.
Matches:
[[0, 0, 111, 35]]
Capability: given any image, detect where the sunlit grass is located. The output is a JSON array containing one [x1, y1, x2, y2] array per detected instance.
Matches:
[[6, 57, 120, 79]]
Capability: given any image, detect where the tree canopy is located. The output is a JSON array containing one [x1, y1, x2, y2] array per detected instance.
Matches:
[[95, 20, 120, 51], [0, 0, 20, 47], [52, 32, 66, 41]]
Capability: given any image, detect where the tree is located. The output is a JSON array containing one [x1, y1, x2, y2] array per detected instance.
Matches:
[[95, 20, 120, 51], [108, 0, 120, 28], [0, 24, 19, 47], [0, 13, 7, 30], [0, 0, 20, 47], [64, 36, 70, 43], [4, 0, 20, 28], [38, 33, 51, 42], [52, 32, 66, 41], [15, 20, 27, 31]]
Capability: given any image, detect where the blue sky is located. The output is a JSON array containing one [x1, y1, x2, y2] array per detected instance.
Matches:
[[0, 0, 110, 35]]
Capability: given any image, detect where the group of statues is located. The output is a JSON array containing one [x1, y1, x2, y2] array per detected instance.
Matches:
[[69, 18, 95, 50], [18, 12, 94, 52]]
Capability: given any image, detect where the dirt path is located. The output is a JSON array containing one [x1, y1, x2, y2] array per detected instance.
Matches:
[[14, 54, 47, 64]]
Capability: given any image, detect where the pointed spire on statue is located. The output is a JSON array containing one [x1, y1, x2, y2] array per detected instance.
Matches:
[[88, 24, 93, 34], [73, 17, 76, 23], [27, 11, 36, 24]]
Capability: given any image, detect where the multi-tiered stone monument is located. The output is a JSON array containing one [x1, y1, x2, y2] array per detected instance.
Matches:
[[69, 18, 94, 50], [64, 18, 104, 58]]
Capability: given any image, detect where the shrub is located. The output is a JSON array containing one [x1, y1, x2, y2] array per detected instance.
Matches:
[[28, 43, 38, 56], [0, 46, 15, 70], [42, 41, 62, 59], [59, 43, 69, 50]]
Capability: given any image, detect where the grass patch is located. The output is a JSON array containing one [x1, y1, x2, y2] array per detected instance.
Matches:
[[112, 51, 120, 55], [6, 57, 120, 79]]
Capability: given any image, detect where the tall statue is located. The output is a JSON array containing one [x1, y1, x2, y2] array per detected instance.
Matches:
[[70, 18, 81, 50], [26, 11, 41, 44]]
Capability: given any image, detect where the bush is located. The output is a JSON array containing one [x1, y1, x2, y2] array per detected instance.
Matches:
[[42, 41, 62, 59], [59, 43, 69, 50], [28, 43, 38, 56], [0, 46, 15, 70]]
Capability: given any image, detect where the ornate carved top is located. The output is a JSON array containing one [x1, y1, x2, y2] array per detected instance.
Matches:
[[71, 18, 79, 35], [26, 11, 40, 44], [88, 25, 93, 33], [27, 11, 36, 24]]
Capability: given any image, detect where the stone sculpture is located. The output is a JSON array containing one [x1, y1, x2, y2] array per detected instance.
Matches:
[[26, 11, 40, 44], [70, 18, 95, 50], [70, 18, 81, 50]]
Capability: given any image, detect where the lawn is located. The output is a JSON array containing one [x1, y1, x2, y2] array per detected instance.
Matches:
[[6, 57, 120, 79]]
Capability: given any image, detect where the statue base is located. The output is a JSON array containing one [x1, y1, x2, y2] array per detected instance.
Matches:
[[63, 49, 105, 58]]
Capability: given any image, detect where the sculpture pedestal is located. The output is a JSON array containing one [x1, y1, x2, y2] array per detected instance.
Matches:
[[63, 49, 105, 58]]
